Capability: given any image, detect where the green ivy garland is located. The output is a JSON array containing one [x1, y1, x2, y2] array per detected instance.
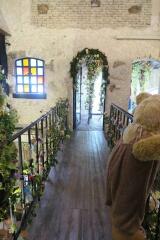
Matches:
[[70, 48, 110, 111], [131, 61, 152, 104]]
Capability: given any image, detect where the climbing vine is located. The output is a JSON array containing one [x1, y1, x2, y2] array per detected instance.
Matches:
[[70, 48, 109, 111], [131, 60, 152, 109], [0, 70, 18, 233]]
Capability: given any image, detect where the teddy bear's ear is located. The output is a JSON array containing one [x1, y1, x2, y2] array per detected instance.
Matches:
[[136, 92, 152, 105], [132, 135, 160, 161]]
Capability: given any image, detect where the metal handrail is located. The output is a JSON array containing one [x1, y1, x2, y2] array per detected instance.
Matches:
[[11, 108, 55, 141], [111, 103, 133, 119], [0, 100, 69, 240]]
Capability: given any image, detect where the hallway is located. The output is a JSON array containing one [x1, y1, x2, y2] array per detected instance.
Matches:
[[28, 131, 112, 240]]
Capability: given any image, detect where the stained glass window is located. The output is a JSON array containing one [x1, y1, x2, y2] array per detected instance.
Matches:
[[14, 57, 46, 99]]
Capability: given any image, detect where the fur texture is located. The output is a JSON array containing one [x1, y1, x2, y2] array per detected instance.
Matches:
[[132, 135, 160, 161], [123, 95, 160, 161], [123, 123, 140, 144], [134, 95, 160, 131], [136, 92, 152, 105]]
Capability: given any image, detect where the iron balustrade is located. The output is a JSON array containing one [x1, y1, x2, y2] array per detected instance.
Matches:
[[106, 103, 160, 240], [105, 103, 133, 147], [1, 100, 69, 240]]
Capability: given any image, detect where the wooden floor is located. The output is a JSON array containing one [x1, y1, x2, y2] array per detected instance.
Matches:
[[28, 131, 112, 240], [77, 115, 103, 131]]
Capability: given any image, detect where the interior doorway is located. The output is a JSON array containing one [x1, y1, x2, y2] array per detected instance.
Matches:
[[71, 48, 109, 131], [129, 58, 160, 113]]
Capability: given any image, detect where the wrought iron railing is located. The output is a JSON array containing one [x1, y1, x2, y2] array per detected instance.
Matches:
[[104, 103, 133, 148], [0, 99, 69, 239], [105, 103, 160, 240]]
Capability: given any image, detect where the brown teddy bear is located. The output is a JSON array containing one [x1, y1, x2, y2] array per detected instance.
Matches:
[[136, 92, 152, 105], [106, 94, 160, 240]]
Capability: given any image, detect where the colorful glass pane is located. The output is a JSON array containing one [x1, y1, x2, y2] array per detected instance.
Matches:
[[24, 76, 29, 84], [31, 59, 37, 66], [23, 67, 29, 75], [23, 59, 29, 66], [16, 60, 22, 66], [17, 85, 23, 93], [38, 85, 43, 93], [38, 76, 43, 84], [37, 60, 43, 67], [31, 68, 36, 75], [15, 58, 45, 95], [38, 68, 43, 75], [31, 85, 37, 93], [17, 76, 23, 84], [24, 85, 29, 92], [31, 76, 37, 84], [17, 67, 22, 75]]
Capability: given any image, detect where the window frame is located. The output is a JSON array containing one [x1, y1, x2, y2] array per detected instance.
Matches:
[[13, 57, 46, 99]]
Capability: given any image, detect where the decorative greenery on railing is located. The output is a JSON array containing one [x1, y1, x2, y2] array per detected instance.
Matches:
[[104, 104, 133, 148], [0, 86, 71, 239], [105, 103, 160, 240]]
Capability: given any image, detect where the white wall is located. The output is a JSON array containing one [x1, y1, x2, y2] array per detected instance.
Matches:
[[0, 0, 160, 126]]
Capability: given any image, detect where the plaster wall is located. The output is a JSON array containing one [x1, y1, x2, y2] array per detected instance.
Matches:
[[0, 0, 160, 126]]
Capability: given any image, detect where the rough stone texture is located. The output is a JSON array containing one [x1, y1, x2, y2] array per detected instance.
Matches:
[[37, 4, 49, 14], [45, 59, 54, 71], [113, 61, 126, 68], [0, 0, 159, 126], [31, 0, 152, 29], [128, 5, 142, 14], [91, 0, 101, 7]]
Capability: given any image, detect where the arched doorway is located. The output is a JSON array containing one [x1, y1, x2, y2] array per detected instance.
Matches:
[[129, 58, 160, 113], [70, 48, 109, 130]]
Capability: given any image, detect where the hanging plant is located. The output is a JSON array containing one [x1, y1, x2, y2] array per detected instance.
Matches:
[[70, 48, 109, 112], [132, 61, 152, 100]]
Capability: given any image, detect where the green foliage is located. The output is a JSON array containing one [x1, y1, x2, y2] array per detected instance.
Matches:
[[131, 61, 152, 104], [0, 83, 18, 222], [70, 48, 109, 82], [70, 48, 109, 110], [104, 114, 116, 148], [0, 95, 71, 239], [0, 70, 5, 82], [48, 99, 71, 167]]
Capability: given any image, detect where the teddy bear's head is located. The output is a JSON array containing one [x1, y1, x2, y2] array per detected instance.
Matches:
[[134, 94, 160, 132], [123, 94, 160, 161], [136, 92, 152, 105]]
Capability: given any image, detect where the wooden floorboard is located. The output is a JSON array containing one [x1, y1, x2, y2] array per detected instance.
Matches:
[[28, 131, 112, 240]]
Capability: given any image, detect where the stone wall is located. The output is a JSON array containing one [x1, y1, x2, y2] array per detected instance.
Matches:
[[0, 0, 159, 127], [32, 0, 152, 28]]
